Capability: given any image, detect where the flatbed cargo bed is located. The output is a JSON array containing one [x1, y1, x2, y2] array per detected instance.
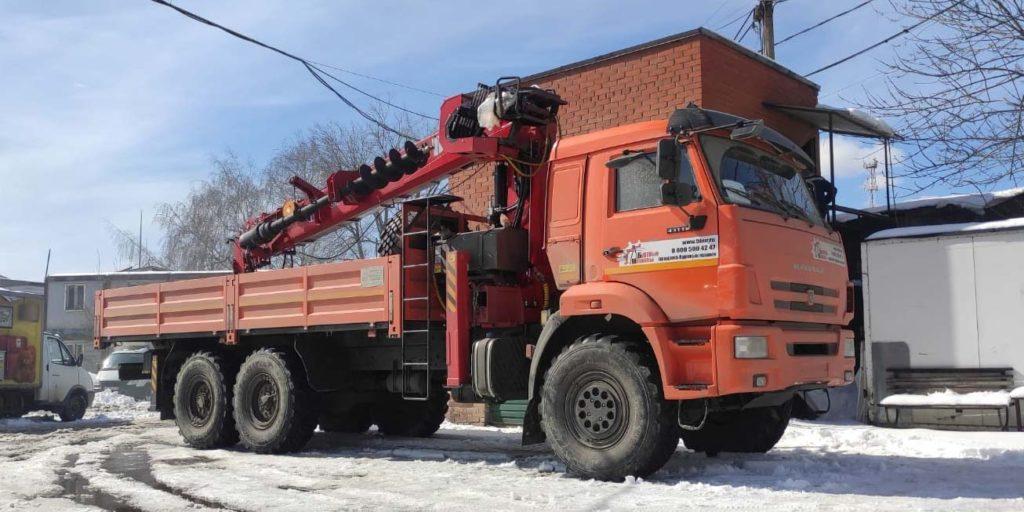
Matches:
[[95, 257, 403, 346]]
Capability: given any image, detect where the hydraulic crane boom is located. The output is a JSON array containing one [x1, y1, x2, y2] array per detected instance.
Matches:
[[233, 79, 565, 273]]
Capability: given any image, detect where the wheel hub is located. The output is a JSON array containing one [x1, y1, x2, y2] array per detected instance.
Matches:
[[565, 372, 627, 449], [249, 373, 280, 429], [188, 380, 213, 427]]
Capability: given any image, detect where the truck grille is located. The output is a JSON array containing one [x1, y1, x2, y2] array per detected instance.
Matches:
[[787, 342, 838, 356], [771, 281, 838, 314]]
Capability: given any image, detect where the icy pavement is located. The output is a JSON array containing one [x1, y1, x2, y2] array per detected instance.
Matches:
[[1, 394, 1022, 511]]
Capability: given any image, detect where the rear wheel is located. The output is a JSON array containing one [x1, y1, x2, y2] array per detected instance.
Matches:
[[540, 334, 679, 481], [373, 388, 448, 437], [233, 348, 318, 453], [320, 404, 373, 434], [173, 352, 239, 449], [59, 391, 88, 422], [680, 400, 793, 455]]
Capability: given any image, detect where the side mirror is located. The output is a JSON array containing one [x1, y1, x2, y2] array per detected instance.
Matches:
[[656, 138, 680, 179], [661, 182, 694, 207], [805, 176, 836, 218], [730, 120, 764, 141], [76, 354, 84, 367]]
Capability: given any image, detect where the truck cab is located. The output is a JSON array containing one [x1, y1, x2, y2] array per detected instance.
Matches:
[[541, 106, 853, 418], [37, 332, 96, 419]]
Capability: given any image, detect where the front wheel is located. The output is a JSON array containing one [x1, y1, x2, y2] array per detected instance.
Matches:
[[540, 334, 679, 481], [680, 400, 792, 455], [59, 391, 88, 422]]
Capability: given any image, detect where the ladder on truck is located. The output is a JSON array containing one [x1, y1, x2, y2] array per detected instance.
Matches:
[[398, 196, 455, 400]]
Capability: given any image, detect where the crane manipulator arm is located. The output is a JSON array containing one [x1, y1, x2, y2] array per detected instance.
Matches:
[[232, 79, 565, 273]]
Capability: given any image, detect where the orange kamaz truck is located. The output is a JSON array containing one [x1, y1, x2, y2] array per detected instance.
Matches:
[[96, 80, 854, 480]]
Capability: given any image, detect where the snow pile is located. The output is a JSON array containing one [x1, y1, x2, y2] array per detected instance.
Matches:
[[879, 389, 1013, 407], [93, 389, 149, 411]]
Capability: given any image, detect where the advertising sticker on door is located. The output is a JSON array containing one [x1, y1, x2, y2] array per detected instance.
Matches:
[[610, 235, 719, 274]]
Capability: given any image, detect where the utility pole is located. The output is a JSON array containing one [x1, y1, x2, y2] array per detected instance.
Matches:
[[754, 0, 776, 59]]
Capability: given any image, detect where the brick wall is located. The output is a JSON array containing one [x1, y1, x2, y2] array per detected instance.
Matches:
[[450, 30, 819, 220]]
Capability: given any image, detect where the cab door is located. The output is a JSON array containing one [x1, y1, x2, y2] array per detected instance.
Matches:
[[583, 141, 719, 322], [43, 336, 78, 403]]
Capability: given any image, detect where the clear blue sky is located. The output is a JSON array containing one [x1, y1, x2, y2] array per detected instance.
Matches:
[[0, 0, 961, 280]]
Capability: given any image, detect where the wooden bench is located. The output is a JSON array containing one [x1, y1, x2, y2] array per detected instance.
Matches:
[[879, 367, 1021, 431]]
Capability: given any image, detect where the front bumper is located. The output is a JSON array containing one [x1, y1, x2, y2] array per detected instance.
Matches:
[[714, 322, 853, 395], [655, 321, 854, 401]]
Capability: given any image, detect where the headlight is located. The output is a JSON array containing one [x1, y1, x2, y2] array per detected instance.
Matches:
[[843, 338, 856, 358], [734, 336, 768, 359]]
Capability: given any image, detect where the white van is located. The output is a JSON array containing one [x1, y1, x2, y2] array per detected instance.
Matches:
[[0, 332, 97, 421]]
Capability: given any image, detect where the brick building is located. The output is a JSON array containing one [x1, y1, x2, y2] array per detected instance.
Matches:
[[448, 28, 823, 426], [452, 27, 820, 217]]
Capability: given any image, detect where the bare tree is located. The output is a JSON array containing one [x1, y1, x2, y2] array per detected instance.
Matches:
[[112, 108, 436, 270], [862, 0, 1024, 194]]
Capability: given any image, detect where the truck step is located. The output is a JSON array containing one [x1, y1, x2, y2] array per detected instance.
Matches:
[[674, 383, 710, 390]]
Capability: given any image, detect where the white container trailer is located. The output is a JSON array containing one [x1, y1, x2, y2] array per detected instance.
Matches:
[[861, 219, 1024, 428]]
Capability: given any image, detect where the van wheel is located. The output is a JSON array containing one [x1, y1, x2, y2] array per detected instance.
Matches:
[[680, 400, 792, 455], [173, 352, 239, 448], [320, 404, 373, 433], [233, 349, 318, 453], [373, 389, 448, 437], [59, 391, 88, 422], [540, 334, 679, 481]]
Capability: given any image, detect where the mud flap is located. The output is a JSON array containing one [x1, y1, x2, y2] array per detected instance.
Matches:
[[521, 397, 546, 445]]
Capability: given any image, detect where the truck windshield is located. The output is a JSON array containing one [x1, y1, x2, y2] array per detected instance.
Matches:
[[102, 352, 143, 370], [700, 135, 823, 226]]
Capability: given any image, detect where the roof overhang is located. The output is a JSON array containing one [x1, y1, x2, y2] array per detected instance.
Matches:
[[764, 103, 898, 139]]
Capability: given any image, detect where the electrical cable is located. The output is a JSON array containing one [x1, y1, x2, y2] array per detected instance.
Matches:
[[733, 9, 755, 41], [804, 0, 966, 77], [148, 0, 428, 137], [309, 60, 444, 97], [777, 0, 875, 46]]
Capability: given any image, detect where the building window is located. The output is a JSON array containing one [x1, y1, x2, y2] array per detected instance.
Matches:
[[65, 284, 85, 311]]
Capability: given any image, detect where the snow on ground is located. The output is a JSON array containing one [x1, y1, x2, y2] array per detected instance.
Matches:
[[1, 392, 1023, 511]]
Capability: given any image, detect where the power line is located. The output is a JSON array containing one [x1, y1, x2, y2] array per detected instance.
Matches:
[[733, 9, 754, 41], [777, 0, 875, 46], [148, 0, 427, 138], [804, 0, 966, 77], [309, 60, 444, 97], [717, 6, 754, 32], [704, 0, 743, 27], [313, 66, 437, 120]]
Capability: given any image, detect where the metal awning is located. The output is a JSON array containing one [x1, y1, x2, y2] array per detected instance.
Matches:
[[764, 103, 898, 139]]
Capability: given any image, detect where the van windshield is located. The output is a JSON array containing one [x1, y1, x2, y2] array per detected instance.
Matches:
[[700, 135, 823, 226], [101, 352, 143, 370]]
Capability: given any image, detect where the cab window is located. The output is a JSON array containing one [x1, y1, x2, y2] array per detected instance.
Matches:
[[613, 148, 698, 212]]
